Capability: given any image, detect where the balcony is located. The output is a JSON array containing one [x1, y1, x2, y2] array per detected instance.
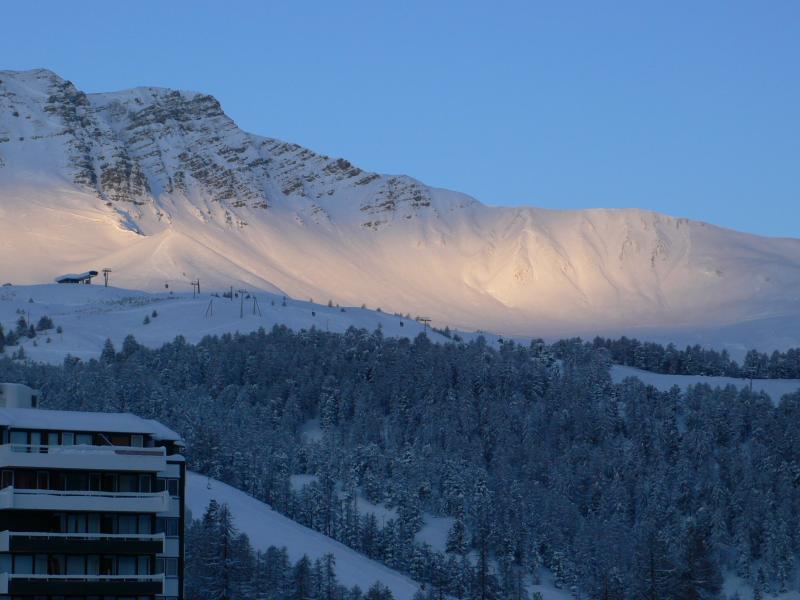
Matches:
[[0, 573, 164, 594], [0, 443, 167, 472], [0, 487, 170, 513], [0, 530, 165, 554]]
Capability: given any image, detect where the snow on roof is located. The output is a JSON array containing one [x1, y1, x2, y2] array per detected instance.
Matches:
[[55, 271, 98, 283], [0, 407, 182, 442]]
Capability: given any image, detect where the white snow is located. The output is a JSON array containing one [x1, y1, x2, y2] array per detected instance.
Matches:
[[611, 365, 800, 402], [722, 573, 800, 600], [2, 69, 800, 349], [415, 514, 454, 553], [0, 284, 459, 364], [186, 472, 422, 599], [0, 407, 181, 440], [289, 474, 318, 492], [299, 419, 324, 443]]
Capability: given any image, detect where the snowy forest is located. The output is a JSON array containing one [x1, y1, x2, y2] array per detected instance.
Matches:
[[1, 327, 799, 599], [186, 499, 397, 600], [583, 336, 800, 379]]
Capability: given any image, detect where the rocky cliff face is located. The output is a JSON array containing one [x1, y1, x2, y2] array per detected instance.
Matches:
[[1, 68, 799, 343], [0, 69, 438, 235]]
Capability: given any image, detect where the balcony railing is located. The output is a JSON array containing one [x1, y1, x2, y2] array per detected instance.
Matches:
[[0, 443, 167, 471], [0, 487, 170, 513], [0, 530, 165, 553], [0, 572, 164, 594]]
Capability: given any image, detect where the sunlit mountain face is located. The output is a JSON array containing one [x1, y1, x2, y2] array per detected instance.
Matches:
[[2, 68, 800, 348]]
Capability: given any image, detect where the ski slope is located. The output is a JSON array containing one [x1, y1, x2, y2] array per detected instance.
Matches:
[[611, 365, 800, 401], [186, 472, 422, 599], [0, 284, 462, 364]]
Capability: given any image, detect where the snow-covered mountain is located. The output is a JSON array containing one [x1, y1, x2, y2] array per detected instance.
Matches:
[[2, 68, 799, 343]]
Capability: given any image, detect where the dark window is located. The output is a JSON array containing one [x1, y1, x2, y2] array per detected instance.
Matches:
[[16, 471, 36, 489], [36, 471, 49, 490], [100, 555, 114, 575], [118, 474, 138, 493], [156, 517, 179, 536], [51, 472, 66, 490], [66, 472, 88, 491], [100, 514, 114, 534], [101, 473, 117, 493], [1, 470, 13, 489], [109, 434, 130, 446]]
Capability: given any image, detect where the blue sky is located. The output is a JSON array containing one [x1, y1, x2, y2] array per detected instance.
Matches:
[[2, 1, 798, 237]]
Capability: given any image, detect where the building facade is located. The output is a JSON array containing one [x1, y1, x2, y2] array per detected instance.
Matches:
[[0, 383, 184, 600]]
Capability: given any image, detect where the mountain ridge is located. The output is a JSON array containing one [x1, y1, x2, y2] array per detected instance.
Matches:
[[1, 68, 799, 341]]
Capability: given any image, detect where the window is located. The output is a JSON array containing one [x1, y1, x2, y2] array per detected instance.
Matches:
[[10, 431, 27, 449], [66, 472, 88, 491], [131, 434, 144, 448], [109, 434, 130, 447], [154, 558, 164, 574], [14, 555, 33, 574], [88, 514, 100, 533], [75, 433, 92, 446], [137, 555, 150, 575], [47, 432, 59, 446], [156, 518, 180, 537], [66, 555, 84, 575], [34, 555, 47, 574], [118, 474, 137, 493], [62, 432, 74, 445], [164, 557, 178, 577], [67, 514, 87, 534], [139, 474, 151, 493], [47, 554, 63, 575], [118, 556, 136, 575], [50, 472, 66, 491], [138, 515, 151, 534], [101, 473, 117, 493], [167, 479, 180, 497], [99, 555, 114, 575], [36, 471, 49, 490], [87, 555, 100, 575], [118, 515, 137, 534], [0, 554, 10, 572], [30, 432, 41, 450], [1, 470, 13, 489], [15, 471, 36, 490], [100, 514, 114, 534]]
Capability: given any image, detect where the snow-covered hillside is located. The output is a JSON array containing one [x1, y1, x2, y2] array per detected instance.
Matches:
[[1, 68, 800, 348], [610, 365, 800, 400], [0, 284, 461, 364], [186, 472, 422, 600]]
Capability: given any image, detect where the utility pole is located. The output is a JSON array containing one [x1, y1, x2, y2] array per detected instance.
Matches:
[[238, 289, 248, 318], [102, 268, 112, 288], [418, 317, 431, 333]]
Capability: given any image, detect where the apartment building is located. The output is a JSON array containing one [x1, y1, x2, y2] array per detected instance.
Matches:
[[0, 383, 184, 600]]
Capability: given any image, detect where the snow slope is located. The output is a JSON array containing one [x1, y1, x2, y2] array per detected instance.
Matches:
[[0, 284, 462, 364], [186, 472, 422, 599], [2, 69, 800, 349], [610, 365, 800, 401]]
